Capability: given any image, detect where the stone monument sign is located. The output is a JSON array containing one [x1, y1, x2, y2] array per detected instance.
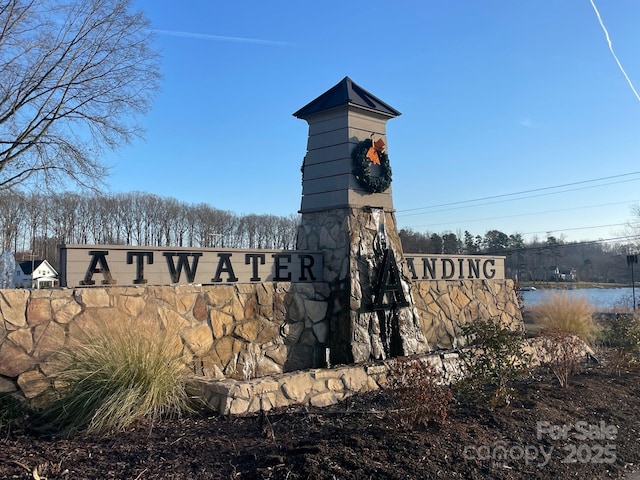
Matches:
[[0, 78, 521, 405], [295, 77, 431, 365]]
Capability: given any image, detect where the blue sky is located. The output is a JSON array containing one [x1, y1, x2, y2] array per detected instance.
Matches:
[[103, 0, 640, 244]]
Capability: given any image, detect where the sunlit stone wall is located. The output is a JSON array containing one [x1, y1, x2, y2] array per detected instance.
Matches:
[[0, 284, 330, 398], [0, 275, 521, 400]]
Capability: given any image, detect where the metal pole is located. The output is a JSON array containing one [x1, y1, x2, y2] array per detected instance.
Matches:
[[632, 261, 636, 311], [627, 254, 637, 311]]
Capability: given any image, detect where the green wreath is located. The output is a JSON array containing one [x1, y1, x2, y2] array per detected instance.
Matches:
[[351, 138, 392, 193]]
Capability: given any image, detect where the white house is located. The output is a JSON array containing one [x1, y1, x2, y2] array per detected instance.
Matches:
[[13, 259, 59, 289]]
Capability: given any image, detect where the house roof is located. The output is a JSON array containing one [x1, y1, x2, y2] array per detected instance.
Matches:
[[18, 260, 44, 275], [293, 77, 401, 119], [17, 259, 58, 276]]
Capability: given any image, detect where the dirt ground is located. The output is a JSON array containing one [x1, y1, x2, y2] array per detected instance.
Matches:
[[1, 359, 640, 480]]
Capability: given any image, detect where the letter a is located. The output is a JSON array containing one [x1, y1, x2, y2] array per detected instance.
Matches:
[[373, 249, 409, 310], [80, 251, 116, 285]]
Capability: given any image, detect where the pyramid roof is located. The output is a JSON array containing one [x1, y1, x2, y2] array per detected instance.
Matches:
[[293, 77, 401, 118]]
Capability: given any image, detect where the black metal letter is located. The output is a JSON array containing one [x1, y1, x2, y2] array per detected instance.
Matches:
[[80, 250, 116, 285], [422, 257, 437, 279], [405, 257, 418, 280], [245, 253, 265, 281], [273, 254, 292, 281], [163, 252, 202, 283], [298, 254, 316, 281], [483, 259, 496, 279], [441, 258, 455, 280], [126, 251, 153, 284], [373, 249, 409, 310], [212, 253, 238, 283]]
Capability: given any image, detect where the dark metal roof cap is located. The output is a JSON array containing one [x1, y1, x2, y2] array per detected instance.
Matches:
[[19, 260, 43, 274], [293, 77, 401, 118]]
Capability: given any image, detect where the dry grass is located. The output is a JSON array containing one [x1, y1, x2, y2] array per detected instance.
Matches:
[[529, 291, 598, 344], [37, 318, 194, 435]]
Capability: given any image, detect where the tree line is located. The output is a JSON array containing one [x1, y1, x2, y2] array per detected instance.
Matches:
[[0, 191, 300, 270], [399, 228, 634, 284], [0, 190, 634, 284]]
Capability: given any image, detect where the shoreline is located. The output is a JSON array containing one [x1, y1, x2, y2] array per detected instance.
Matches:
[[519, 282, 636, 290]]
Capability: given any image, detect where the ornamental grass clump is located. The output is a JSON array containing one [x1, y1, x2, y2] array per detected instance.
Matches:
[[529, 291, 598, 345], [38, 318, 193, 435]]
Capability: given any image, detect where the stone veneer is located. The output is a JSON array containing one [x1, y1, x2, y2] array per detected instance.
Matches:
[[412, 279, 521, 349], [192, 335, 593, 416], [297, 207, 432, 365], [0, 274, 520, 400], [193, 351, 465, 415], [0, 283, 331, 398], [297, 207, 521, 364]]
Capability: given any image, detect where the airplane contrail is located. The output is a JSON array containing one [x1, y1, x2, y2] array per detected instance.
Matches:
[[588, 0, 640, 103], [152, 29, 293, 47]]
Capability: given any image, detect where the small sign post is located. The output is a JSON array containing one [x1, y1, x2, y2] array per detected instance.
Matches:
[[627, 254, 637, 310]]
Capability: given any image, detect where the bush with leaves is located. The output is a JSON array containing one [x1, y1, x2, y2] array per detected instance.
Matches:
[[599, 313, 640, 374], [385, 358, 452, 428], [454, 317, 530, 409], [36, 318, 194, 435], [536, 330, 586, 387]]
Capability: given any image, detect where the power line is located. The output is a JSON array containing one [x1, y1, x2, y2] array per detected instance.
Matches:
[[401, 199, 639, 230], [482, 234, 638, 256], [398, 177, 640, 218], [396, 171, 640, 216], [520, 222, 634, 236]]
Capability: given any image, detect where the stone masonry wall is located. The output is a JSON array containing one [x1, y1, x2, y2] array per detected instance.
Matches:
[[297, 207, 522, 364], [193, 351, 464, 415], [0, 278, 521, 400], [297, 207, 431, 365], [0, 283, 330, 398], [411, 279, 522, 350]]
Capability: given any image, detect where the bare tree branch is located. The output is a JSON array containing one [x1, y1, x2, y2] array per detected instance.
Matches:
[[0, 0, 160, 190]]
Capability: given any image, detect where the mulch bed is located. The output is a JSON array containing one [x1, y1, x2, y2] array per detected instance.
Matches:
[[1, 361, 640, 479]]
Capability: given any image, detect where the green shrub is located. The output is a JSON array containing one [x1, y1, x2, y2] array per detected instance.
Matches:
[[386, 358, 452, 429], [37, 319, 194, 435], [599, 313, 640, 374], [600, 313, 640, 352], [454, 317, 530, 409], [529, 292, 598, 344]]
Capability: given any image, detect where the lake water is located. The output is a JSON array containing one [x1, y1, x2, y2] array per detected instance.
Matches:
[[521, 287, 638, 311]]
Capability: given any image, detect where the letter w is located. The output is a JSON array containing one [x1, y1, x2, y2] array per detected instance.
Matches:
[[163, 252, 202, 283]]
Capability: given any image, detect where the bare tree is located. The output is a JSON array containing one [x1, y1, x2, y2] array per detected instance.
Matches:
[[0, 0, 160, 190], [0, 189, 24, 251], [624, 204, 640, 253]]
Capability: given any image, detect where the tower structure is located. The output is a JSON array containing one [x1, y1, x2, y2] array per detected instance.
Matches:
[[295, 77, 429, 365]]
